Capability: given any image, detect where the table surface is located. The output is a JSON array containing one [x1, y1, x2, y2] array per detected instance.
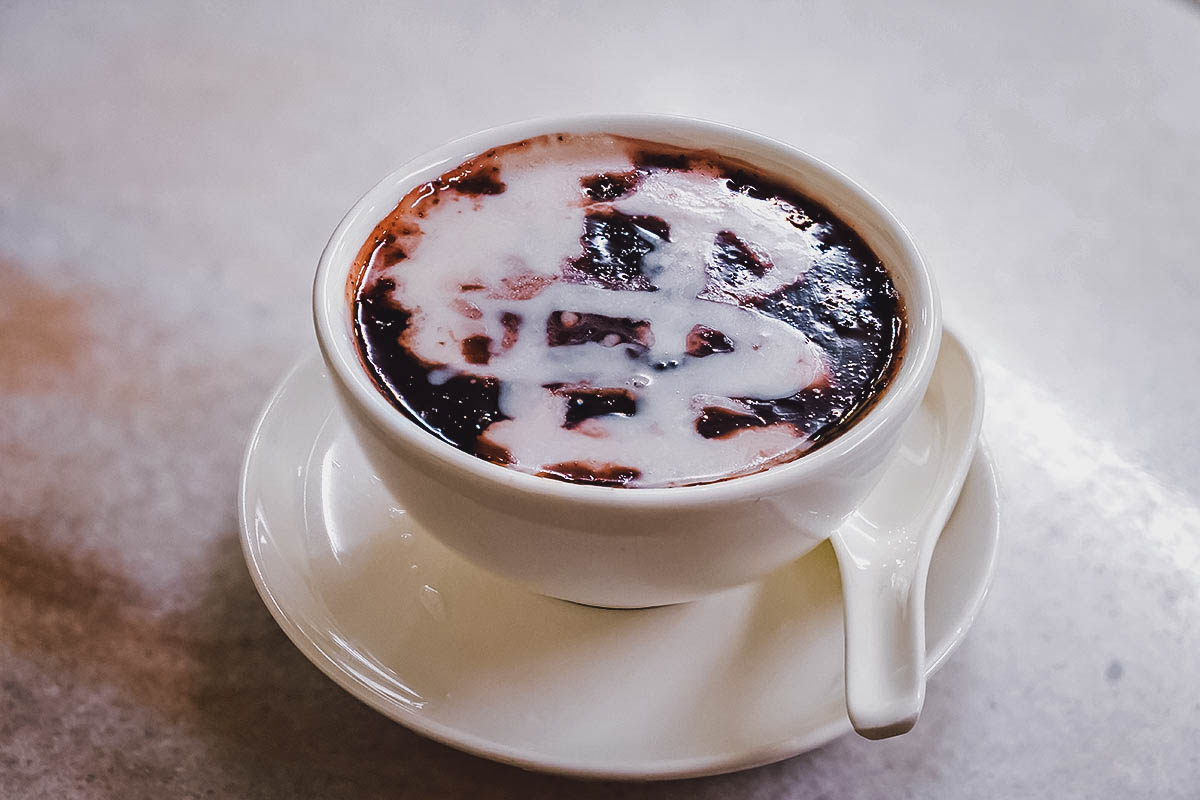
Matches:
[[2, 1, 1198, 797]]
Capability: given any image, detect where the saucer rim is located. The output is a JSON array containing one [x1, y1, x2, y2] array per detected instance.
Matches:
[[238, 346, 1000, 781]]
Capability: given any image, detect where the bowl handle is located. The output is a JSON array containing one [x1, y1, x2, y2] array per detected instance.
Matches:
[[832, 521, 927, 739]]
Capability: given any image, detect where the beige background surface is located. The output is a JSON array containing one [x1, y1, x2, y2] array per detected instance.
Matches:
[[2, 1, 1199, 797]]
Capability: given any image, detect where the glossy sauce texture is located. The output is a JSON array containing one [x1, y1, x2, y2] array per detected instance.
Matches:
[[353, 134, 903, 487]]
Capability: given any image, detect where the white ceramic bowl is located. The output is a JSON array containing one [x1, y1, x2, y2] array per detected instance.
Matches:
[[313, 114, 941, 608]]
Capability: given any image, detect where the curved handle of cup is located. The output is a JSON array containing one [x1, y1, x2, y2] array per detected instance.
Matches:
[[831, 522, 926, 740]]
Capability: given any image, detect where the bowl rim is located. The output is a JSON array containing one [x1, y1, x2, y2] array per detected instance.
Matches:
[[313, 112, 942, 509]]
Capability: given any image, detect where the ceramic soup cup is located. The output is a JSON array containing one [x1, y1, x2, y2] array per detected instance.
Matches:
[[313, 113, 941, 609]]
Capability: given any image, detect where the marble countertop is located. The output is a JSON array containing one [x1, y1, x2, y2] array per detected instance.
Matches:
[[2, 1, 1198, 796]]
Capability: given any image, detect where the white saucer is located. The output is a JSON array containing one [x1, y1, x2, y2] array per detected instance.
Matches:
[[238, 348, 1000, 780]]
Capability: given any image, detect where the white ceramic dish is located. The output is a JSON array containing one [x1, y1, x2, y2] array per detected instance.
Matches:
[[313, 113, 943, 608], [238, 332, 999, 780]]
